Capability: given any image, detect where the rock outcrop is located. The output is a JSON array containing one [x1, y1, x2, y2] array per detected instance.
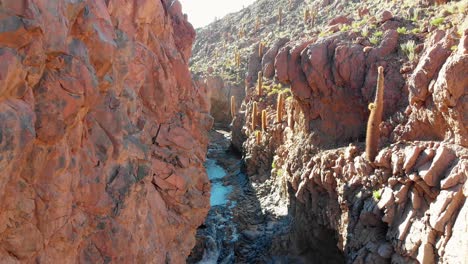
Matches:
[[191, 0, 467, 262], [0, 0, 211, 262]]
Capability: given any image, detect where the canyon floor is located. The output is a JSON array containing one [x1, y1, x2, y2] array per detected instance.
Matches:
[[188, 129, 299, 263]]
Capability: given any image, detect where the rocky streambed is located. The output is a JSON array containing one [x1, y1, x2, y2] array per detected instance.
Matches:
[[188, 129, 304, 263]]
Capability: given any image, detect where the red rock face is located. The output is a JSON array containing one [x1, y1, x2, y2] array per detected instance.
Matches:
[[394, 29, 467, 147], [0, 0, 212, 262], [272, 32, 405, 147]]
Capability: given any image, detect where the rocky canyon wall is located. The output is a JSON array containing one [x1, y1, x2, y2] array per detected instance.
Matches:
[[191, 0, 467, 263], [0, 0, 212, 263]]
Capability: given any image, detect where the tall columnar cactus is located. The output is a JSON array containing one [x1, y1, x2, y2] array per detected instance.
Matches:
[[311, 10, 318, 27], [235, 50, 241, 68], [230, 95, 236, 118], [261, 109, 267, 131], [239, 26, 245, 38], [278, 7, 283, 26], [257, 71, 263, 96], [251, 102, 258, 131], [276, 93, 285, 123], [255, 16, 260, 31], [366, 66, 385, 162], [289, 0, 293, 10], [256, 130, 262, 145], [258, 41, 264, 58], [288, 107, 295, 130], [304, 9, 310, 23]]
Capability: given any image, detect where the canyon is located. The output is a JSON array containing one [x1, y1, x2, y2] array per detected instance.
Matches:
[[0, 0, 467, 263]]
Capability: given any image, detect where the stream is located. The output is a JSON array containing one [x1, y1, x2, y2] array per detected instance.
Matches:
[[187, 129, 303, 264]]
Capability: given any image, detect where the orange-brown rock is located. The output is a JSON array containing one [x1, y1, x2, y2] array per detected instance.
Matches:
[[0, 0, 211, 263]]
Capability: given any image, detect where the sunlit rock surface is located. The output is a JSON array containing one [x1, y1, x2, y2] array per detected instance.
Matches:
[[0, 0, 212, 262]]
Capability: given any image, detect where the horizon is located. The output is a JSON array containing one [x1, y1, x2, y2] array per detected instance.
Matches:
[[179, 0, 257, 29]]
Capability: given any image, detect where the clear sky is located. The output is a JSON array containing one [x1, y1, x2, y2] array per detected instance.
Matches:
[[179, 0, 257, 29]]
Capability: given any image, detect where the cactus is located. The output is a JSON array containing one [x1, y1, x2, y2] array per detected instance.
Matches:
[[276, 93, 285, 123], [235, 50, 241, 68], [311, 10, 318, 27], [304, 9, 310, 23], [289, 0, 293, 10], [366, 66, 385, 162], [257, 71, 263, 96], [251, 102, 258, 131], [262, 109, 267, 131], [278, 7, 283, 26], [255, 16, 260, 31], [258, 41, 264, 58], [288, 107, 295, 130], [238, 26, 245, 38], [231, 95, 236, 118], [256, 130, 262, 145]]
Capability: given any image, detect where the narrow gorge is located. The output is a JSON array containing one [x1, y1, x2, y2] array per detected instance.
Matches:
[[0, 0, 467, 264]]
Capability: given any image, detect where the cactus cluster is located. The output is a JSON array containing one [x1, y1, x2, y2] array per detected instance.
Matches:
[[257, 71, 263, 96], [276, 93, 285, 123], [366, 66, 385, 162]]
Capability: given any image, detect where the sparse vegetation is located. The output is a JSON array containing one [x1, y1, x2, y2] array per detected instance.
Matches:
[[369, 31, 383, 46], [340, 24, 351, 32], [430, 17, 445, 27], [397, 27, 408, 34], [373, 190, 382, 201], [373, 31, 383, 38], [401, 40, 416, 61], [361, 27, 369, 37], [411, 8, 420, 22]]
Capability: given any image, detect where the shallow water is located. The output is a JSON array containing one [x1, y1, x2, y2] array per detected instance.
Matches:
[[206, 159, 227, 180], [205, 159, 232, 206]]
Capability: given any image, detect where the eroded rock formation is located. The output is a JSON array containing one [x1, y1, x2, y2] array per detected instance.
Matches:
[[0, 0, 212, 262], [191, 0, 467, 262]]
